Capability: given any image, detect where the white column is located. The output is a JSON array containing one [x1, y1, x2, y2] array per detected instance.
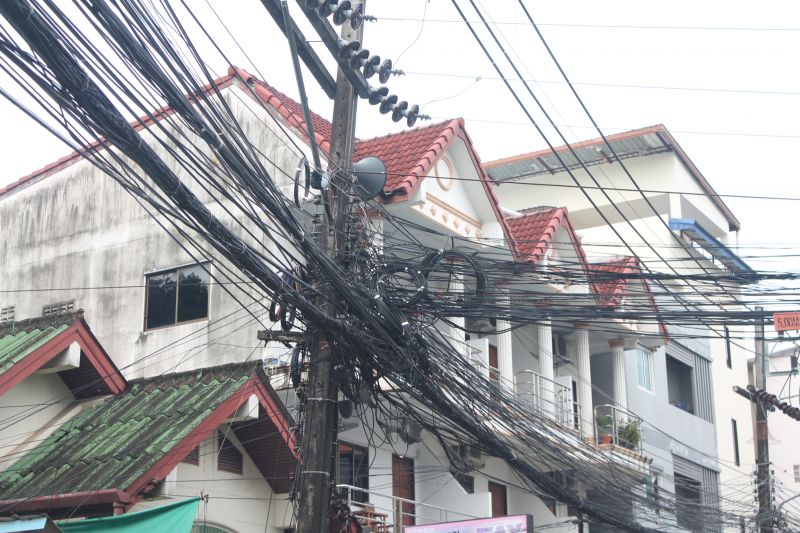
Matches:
[[574, 324, 593, 438], [537, 318, 555, 418], [610, 339, 628, 410], [450, 277, 469, 363], [496, 292, 514, 386]]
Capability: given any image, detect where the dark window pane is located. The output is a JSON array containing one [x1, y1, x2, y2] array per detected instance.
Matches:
[[177, 265, 209, 323], [146, 272, 176, 329]]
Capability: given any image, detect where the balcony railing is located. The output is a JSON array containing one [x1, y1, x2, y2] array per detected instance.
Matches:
[[514, 370, 582, 436], [593, 404, 643, 453], [337, 484, 481, 533]]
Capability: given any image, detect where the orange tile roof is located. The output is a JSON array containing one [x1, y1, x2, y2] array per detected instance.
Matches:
[[355, 119, 460, 198], [588, 256, 641, 307]]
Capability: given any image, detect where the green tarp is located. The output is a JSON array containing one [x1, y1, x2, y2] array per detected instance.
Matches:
[[57, 498, 200, 533]]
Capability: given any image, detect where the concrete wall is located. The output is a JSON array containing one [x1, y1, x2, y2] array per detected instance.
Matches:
[[0, 85, 303, 380]]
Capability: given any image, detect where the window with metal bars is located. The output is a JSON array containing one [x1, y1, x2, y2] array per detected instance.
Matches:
[[217, 431, 243, 474]]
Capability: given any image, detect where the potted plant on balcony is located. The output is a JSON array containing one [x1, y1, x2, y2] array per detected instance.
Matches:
[[595, 414, 614, 444], [618, 420, 642, 450]]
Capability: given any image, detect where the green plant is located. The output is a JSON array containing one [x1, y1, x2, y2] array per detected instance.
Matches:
[[618, 420, 642, 449], [595, 414, 613, 432]]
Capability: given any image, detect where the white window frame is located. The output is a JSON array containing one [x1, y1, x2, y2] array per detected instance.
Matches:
[[636, 347, 655, 394]]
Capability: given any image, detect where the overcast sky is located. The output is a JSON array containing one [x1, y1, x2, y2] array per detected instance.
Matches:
[[1, 0, 799, 273]]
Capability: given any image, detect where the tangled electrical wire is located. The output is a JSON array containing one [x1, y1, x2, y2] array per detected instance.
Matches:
[[0, 0, 781, 530]]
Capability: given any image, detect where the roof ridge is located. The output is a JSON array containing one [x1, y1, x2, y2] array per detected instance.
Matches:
[[0, 310, 83, 337], [356, 118, 460, 145], [127, 360, 262, 387]]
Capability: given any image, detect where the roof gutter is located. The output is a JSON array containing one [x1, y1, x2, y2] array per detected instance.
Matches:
[[0, 489, 131, 515]]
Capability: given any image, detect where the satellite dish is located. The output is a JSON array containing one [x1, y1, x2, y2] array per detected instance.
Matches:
[[352, 156, 387, 199]]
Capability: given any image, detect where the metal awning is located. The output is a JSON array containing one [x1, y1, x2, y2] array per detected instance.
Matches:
[[668, 218, 754, 276]]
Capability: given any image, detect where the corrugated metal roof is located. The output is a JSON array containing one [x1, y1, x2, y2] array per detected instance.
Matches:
[[0, 315, 76, 377], [0, 363, 259, 499], [485, 132, 669, 182]]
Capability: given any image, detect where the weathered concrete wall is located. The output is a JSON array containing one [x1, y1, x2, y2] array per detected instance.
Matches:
[[0, 85, 305, 380]]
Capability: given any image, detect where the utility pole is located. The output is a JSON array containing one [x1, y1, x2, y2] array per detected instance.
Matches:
[[754, 305, 773, 533], [295, 3, 365, 532]]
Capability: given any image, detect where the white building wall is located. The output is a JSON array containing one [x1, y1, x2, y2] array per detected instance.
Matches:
[[0, 373, 76, 470], [133, 431, 292, 533]]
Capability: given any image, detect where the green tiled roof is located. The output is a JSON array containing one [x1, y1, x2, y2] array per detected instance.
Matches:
[[0, 362, 259, 499], [0, 313, 78, 377]]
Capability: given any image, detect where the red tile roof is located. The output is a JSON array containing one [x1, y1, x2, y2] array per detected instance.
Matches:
[[589, 256, 668, 338], [588, 256, 641, 307], [504, 206, 589, 271], [355, 119, 460, 198]]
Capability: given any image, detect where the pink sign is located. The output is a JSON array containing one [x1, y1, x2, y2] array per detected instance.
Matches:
[[405, 515, 533, 533]]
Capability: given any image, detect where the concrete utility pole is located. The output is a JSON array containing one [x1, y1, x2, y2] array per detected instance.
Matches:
[[754, 306, 773, 533], [295, 3, 365, 532]]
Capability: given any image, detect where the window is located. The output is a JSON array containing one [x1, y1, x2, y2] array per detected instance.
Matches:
[[674, 473, 702, 531], [182, 444, 200, 466], [666, 355, 695, 414], [731, 419, 740, 466], [725, 327, 732, 369], [434, 157, 454, 190], [794, 465, 800, 483], [217, 431, 243, 474], [0, 306, 14, 323], [145, 264, 209, 329], [636, 347, 654, 393], [43, 299, 74, 316], [646, 474, 661, 516], [338, 442, 369, 503]]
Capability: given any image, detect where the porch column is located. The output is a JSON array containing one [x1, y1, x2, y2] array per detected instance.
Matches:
[[450, 277, 469, 363], [610, 339, 628, 410], [496, 291, 514, 385], [537, 317, 555, 418], [574, 324, 593, 437]]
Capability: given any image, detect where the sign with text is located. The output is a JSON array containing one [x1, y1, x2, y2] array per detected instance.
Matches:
[[405, 515, 533, 533], [774, 312, 800, 332]]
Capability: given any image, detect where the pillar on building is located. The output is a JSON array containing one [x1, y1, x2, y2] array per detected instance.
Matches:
[[537, 317, 555, 418], [450, 277, 469, 363], [610, 338, 628, 411], [496, 291, 514, 386], [574, 324, 593, 437]]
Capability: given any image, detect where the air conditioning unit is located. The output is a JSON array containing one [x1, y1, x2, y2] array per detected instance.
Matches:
[[454, 444, 485, 471]]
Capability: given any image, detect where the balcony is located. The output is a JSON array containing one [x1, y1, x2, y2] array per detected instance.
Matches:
[[514, 370, 582, 436], [337, 484, 482, 533], [593, 404, 644, 454]]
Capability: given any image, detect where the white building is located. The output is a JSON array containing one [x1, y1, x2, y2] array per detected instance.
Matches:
[[487, 126, 759, 531]]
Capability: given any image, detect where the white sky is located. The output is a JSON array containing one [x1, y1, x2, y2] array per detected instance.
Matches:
[[1, 0, 799, 273]]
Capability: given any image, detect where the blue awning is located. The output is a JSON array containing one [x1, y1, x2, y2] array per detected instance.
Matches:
[[669, 218, 754, 276], [0, 517, 62, 533]]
